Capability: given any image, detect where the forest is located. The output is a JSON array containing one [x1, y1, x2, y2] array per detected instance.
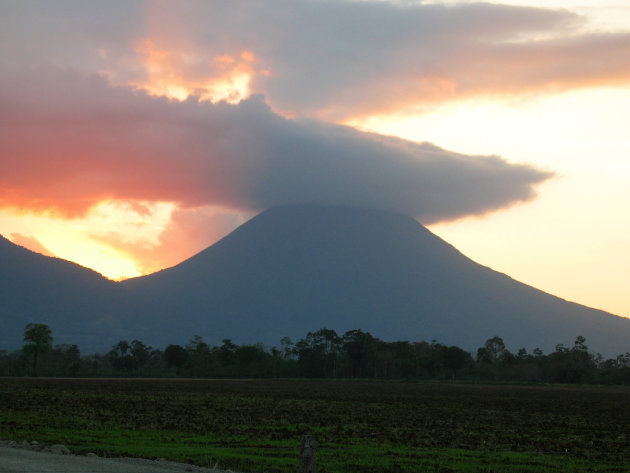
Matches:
[[3, 323, 630, 384]]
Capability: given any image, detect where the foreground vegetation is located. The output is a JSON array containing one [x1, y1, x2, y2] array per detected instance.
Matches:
[[2, 378, 630, 472]]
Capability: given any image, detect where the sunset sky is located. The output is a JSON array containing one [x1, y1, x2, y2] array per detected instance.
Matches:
[[1, 0, 629, 318]]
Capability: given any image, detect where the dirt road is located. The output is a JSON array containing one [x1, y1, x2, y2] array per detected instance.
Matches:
[[0, 446, 235, 473]]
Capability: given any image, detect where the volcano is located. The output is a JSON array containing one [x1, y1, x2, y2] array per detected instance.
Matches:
[[120, 205, 630, 355], [2, 205, 630, 355]]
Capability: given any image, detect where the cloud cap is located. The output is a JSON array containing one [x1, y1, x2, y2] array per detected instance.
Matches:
[[0, 68, 552, 224]]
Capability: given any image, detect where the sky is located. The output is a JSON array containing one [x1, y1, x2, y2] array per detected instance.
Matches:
[[0, 0, 628, 318]]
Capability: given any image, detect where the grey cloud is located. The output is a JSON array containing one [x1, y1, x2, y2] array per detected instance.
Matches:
[[242, 107, 553, 222], [0, 69, 552, 223], [2, 1, 629, 120]]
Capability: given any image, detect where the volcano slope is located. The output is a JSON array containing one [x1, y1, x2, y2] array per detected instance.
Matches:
[[119, 205, 630, 355]]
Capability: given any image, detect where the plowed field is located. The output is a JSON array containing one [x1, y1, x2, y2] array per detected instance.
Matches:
[[2, 379, 629, 472]]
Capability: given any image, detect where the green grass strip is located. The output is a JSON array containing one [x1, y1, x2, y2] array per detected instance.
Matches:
[[2, 411, 629, 473]]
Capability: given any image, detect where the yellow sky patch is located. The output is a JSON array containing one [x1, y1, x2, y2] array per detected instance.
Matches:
[[0, 200, 176, 280]]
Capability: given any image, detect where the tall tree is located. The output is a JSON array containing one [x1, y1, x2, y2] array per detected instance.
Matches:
[[342, 329, 378, 378], [22, 323, 53, 377], [186, 335, 212, 377], [165, 344, 190, 374], [108, 340, 135, 372], [296, 329, 342, 378]]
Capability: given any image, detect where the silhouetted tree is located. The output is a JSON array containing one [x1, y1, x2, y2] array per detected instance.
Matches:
[[342, 329, 378, 378], [187, 335, 212, 377], [164, 344, 189, 374], [108, 340, 136, 373], [443, 345, 472, 378], [296, 328, 342, 377], [22, 323, 53, 377], [50, 344, 81, 376], [280, 337, 296, 359], [235, 344, 270, 377], [374, 341, 415, 378], [477, 336, 506, 364], [567, 335, 594, 383], [218, 339, 237, 366], [130, 339, 152, 371]]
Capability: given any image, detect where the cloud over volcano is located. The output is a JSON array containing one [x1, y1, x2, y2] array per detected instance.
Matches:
[[0, 68, 551, 224]]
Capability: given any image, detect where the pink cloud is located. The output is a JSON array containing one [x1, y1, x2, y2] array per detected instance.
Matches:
[[91, 207, 248, 275], [9, 233, 55, 258]]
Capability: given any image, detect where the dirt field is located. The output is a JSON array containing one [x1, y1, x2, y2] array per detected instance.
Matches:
[[2, 378, 630, 472]]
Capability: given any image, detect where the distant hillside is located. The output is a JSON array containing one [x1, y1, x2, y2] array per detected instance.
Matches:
[[2, 206, 630, 355], [0, 234, 125, 350]]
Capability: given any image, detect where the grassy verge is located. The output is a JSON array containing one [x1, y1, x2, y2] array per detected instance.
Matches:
[[1, 410, 628, 473]]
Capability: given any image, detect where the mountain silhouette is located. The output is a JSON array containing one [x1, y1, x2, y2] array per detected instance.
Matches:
[[0, 234, 125, 349], [2, 205, 630, 355]]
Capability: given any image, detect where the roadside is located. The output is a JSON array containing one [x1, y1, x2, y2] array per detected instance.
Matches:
[[0, 441, 236, 473]]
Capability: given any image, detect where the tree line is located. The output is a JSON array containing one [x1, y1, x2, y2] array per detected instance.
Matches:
[[3, 323, 630, 384]]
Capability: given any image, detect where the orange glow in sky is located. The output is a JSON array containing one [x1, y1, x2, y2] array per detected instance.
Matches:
[[0, 201, 176, 280], [133, 39, 254, 103]]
